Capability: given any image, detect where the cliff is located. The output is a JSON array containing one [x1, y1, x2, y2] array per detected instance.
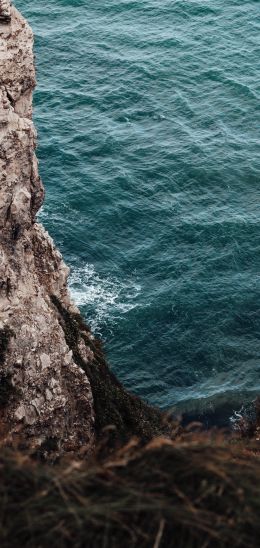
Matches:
[[0, 2, 166, 459], [0, 2, 96, 456]]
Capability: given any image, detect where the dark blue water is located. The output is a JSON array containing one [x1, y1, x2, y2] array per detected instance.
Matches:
[[16, 0, 260, 415]]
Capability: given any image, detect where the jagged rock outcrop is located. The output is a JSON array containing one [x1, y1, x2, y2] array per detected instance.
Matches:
[[0, 3, 95, 457], [0, 3, 168, 459]]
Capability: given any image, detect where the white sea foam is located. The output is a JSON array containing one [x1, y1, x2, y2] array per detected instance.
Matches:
[[69, 264, 141, 335]]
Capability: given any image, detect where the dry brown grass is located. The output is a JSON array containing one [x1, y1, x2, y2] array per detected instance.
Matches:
[[0, 432, 260, 548]]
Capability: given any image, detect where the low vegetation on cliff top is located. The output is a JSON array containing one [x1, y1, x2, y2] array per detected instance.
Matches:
[[1, 429, 260, 548], [1, 303, 260, 547]]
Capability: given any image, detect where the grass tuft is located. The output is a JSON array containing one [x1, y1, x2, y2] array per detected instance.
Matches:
[[1, 434, 260, 547]]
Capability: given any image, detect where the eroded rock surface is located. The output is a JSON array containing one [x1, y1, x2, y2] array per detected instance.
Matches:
[[0, 3, 169, 459], [0, 4, 95, 457], [0, 1, 11, 24]]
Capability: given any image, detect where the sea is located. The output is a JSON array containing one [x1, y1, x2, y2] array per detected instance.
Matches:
[[16, 0, 260, 422]]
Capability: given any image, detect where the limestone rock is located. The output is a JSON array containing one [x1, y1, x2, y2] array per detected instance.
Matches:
[[0, 4, 95, 457]]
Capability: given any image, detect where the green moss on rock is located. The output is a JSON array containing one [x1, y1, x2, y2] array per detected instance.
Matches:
[[51, 295, 170, 447], [0, 374, 15, 408], [0, 328, 17, 408], [0, 327, 13, 366]]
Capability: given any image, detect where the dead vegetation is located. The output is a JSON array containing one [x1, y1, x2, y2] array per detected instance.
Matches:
[[0, 431, 260, 548]]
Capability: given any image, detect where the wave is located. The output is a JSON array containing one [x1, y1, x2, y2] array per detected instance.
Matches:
[[69, 264, 141, 336]]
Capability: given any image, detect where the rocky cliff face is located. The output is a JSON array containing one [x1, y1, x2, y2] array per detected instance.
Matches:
[[0, 3, 167, 459], [0, 3, 95, 457]]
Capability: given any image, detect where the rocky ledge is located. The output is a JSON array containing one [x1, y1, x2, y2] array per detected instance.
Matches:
[[0, 3, 166, 459]]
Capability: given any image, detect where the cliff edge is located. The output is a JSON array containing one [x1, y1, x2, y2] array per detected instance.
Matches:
[[0, 2, 167, 459], [0, 3, 96, 456]]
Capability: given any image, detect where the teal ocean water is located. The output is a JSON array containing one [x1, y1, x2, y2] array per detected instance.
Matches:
[[16, 0, 260, 418]]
